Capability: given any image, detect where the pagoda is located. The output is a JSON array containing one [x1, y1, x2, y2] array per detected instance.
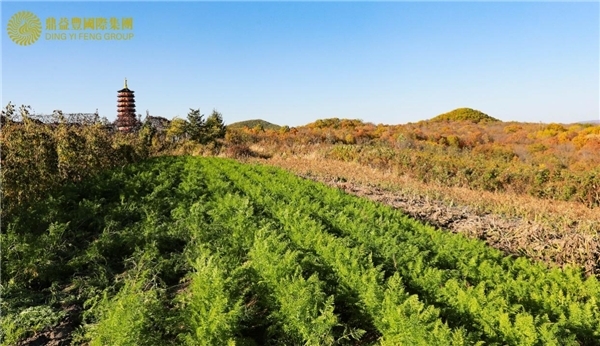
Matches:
[[116, 78, 138, 132]]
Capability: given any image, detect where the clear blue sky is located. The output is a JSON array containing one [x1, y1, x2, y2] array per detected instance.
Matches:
[[2, 1, 598, 126]]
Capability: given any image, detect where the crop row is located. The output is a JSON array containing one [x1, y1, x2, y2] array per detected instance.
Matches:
[[202, 157, 600, 345]]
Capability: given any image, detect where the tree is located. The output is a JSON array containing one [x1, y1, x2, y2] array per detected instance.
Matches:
[[187, 108, 205, 143], [205, 109, 226, 144], [167, 118, 188, 143]]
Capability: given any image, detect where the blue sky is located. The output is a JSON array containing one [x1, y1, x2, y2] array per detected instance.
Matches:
[[2, 2, 598, 126]]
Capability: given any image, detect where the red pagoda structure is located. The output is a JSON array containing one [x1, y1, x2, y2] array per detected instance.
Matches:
[[116, 78, 138, 132]]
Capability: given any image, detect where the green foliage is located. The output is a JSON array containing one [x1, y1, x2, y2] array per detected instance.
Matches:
[[166, 117, 188, 143], [86, 273, 163, 346], [215, 157, 600, 345], [204, 109, 227, 144], [4, 156, 600, 345], [249, 230, 338, 345], [173, 108, 227, 145], [227, 119, 281, 130], [186, 108, 204, 143], [218, 159, 468, 344], [178, 251, 243, 346], [0, 306, 66, 346]]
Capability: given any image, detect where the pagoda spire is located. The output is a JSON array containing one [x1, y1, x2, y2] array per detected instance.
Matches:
[[116, 79, 137, 132]]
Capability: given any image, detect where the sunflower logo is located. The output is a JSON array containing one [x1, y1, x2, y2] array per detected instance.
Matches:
[[7, 11, 42, 46]]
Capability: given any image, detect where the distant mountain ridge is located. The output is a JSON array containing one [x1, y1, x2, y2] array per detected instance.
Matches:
[[577, 119, 600, 125], [228, 119, 281, 130]]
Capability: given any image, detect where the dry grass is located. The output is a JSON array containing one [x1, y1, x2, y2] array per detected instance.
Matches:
[[248, 153, 600, 276]]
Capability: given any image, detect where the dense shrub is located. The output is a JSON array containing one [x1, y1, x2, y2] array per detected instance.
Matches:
[[1, 109, 148, 217]]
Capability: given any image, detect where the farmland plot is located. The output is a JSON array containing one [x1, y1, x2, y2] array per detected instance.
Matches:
[[2, 156, 599, 345]]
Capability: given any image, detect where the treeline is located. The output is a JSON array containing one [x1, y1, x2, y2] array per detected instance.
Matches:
[[0, 103, 226, 217], [158, 109, 226, 148]]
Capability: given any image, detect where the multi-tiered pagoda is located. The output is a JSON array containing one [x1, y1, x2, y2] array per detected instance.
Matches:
[[116, 78, 138, 132]]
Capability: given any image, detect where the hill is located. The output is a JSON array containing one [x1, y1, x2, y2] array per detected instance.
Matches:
[[228, 119, 281, 130], [430, 108, 500, 123]]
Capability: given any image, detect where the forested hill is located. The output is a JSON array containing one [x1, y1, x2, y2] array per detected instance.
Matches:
[[429, 108, 501, 123], [228, 119, 281, 130]]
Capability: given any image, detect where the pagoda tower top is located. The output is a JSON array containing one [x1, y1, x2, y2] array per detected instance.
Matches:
[[116, 79, 137, 132]]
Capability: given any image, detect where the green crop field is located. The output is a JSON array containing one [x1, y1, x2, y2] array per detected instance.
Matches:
[[2, 156, 600, 345]]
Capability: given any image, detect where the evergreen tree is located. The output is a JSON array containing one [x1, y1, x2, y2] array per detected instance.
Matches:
[[187, 108, 205, 143], [205, 109, 227, 144]]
